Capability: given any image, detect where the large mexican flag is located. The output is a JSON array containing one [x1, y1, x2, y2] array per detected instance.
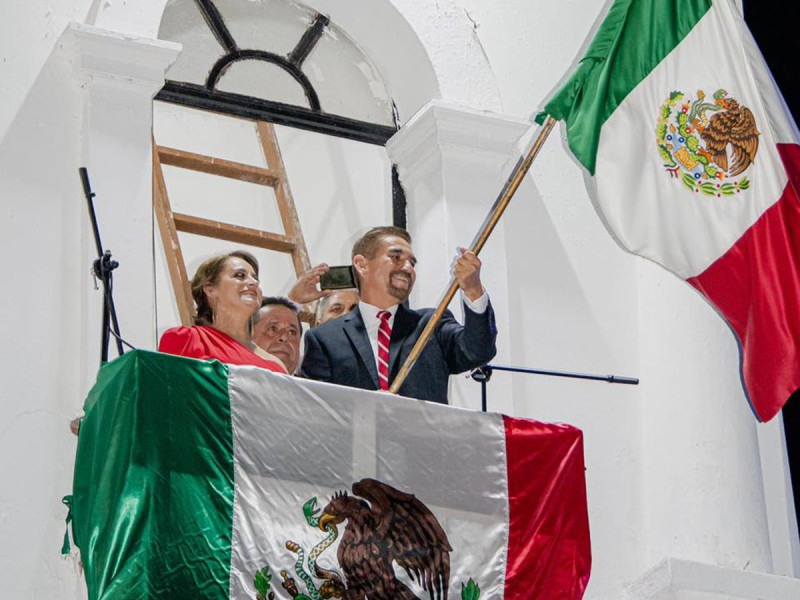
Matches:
[[537, 0, 800, 421], [70, 351, 591, 599]]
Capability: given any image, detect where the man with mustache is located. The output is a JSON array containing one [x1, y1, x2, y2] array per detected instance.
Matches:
[[252, 296, 302, 374], [300, 226, 496, 404]]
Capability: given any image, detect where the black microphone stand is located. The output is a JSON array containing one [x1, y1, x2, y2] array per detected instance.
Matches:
[[470, 364, 639, 412], [80, 167, 131, 363]]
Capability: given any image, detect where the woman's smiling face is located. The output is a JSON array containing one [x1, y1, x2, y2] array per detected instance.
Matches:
[[204, 256, 263, 318]]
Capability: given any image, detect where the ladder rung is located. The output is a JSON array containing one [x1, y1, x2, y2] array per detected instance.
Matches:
[[174, 213, 296, 252], [157, 146, 282, 187]]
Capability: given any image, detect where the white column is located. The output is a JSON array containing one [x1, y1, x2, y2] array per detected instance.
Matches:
[[638, 260, 775, 577], [757, 414, 800, 577], [386, 101, 529, 412], [68, 23, 179, 390]]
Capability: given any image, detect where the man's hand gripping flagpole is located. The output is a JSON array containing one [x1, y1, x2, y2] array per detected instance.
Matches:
[[389, 116, 557, 395]]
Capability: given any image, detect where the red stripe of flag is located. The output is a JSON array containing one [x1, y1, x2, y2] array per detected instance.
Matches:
[[503, 416, 592, 599], [688, 143, 800, 422]]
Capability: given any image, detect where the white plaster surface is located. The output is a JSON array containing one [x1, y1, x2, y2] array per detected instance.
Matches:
[[1, 0, 798, 598], [622, 557, 800, 600], [0, 0, 94, 142], [298, 0, 445, 124], [0, 22, 177, 598], [0, 28, 90, 599]]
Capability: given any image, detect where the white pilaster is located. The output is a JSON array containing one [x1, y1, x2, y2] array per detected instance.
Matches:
[[639, 260, 774, 575], [757, 414, 800, 576], [387, 101, 530, 412], [68, 23, 180, 390]]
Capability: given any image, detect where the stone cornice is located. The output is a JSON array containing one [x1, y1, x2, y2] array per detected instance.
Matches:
[[386, 100, 530, 187]]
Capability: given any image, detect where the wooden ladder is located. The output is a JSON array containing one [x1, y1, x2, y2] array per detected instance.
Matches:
[[153, 120, 311, 326]]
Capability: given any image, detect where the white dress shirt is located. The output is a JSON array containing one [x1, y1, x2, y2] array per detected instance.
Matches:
[[357, 291, 489, 374]]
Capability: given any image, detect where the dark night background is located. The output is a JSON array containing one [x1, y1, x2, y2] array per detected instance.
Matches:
[[744, 2, 800, 124], [742, 0, 800, 533]]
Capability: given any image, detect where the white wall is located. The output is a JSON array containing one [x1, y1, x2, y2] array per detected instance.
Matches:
[[0, 32, 89, 599], [0, 20, 176, 598], [0, 0, 94, 142]]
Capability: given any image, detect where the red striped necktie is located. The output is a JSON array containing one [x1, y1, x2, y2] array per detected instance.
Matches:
[[377, 310, 392, 390]]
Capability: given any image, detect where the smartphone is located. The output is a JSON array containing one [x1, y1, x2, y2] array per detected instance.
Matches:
[[320, 266, 356, 290]]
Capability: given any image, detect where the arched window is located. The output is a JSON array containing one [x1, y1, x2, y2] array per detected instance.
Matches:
[[158, 0, 400, 147]]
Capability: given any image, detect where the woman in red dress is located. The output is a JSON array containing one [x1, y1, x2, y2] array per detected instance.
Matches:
[[159, 250, 286, 373]]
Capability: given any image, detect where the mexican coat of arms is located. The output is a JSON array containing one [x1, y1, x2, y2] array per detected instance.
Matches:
[[656, 88, 760, 196]]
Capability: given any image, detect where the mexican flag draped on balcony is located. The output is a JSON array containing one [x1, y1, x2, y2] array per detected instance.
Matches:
[[536, 0, 800, 422], [70, 351, 591, 600]]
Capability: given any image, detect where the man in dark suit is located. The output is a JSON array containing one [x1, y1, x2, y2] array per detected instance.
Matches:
[[300, 226, 496, 404]]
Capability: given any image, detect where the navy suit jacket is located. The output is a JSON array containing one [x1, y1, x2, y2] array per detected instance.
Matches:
[[300, 301, 497, 404]]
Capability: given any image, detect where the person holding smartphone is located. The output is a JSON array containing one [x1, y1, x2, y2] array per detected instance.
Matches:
[[299, 226, 497, 404], [288, 264, 360, 325]]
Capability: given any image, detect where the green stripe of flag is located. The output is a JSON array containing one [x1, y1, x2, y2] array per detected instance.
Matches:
[[536, 0, 712, 174], [72, 351, 234, 600]]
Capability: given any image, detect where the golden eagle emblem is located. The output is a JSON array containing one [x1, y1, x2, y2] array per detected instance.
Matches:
[[656, 89, 760, 196]]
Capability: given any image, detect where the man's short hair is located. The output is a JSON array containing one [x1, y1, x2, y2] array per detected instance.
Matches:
[[350, 226, 412, 289], [351, 226, 411, 260], [259, 296, 301, 328]]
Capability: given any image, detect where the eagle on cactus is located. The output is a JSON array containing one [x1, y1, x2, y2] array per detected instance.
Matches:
[[317, 479, 452, 600]]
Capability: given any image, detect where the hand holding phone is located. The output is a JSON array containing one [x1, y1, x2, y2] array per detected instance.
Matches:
[[288, 263, 330, 304], [320, 266, 356, 290]]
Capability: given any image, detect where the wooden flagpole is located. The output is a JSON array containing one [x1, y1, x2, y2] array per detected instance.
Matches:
[[389, 115, 557, 395]]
